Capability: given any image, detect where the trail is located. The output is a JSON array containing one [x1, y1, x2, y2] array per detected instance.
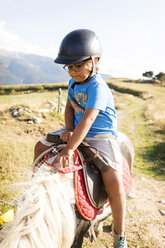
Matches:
[[83, 173, 165, 248]]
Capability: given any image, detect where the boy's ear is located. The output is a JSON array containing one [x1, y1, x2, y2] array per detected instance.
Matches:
[[94, 57, 99, 64]]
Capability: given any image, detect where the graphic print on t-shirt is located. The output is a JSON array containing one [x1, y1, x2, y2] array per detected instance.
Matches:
[[76, 93, 87, 107], [70, 92, 87, 116]]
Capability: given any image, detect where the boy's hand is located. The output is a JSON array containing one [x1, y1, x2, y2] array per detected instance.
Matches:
[[55, 147, 75, 167], [60, 131, 73, 143]]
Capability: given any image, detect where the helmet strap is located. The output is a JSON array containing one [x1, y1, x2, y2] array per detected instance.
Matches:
[[82, 56, 96, 82], [71, 57, 97, 88]]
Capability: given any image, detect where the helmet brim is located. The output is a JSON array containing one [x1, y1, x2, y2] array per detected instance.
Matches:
[[54, 55, 91, 65]]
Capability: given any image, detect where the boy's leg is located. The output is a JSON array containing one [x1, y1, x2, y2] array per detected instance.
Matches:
[[34, 141, 50, 161], [101, 167, 126, 236], [33, 127, 66, 161]]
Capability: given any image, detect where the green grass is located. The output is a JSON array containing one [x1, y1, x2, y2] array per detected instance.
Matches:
[[0, 82, 69, 95], [113, 80, 165, 180], [0, 91, 67, 109]]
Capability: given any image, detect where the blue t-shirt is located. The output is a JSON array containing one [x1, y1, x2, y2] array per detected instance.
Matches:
[[67, 73, 117, 137]]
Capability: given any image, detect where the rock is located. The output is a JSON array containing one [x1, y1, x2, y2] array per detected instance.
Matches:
[[159, 210, 165, 216], [24, 107, 32, 113], [18, 108, 24, 115], [27, 120, 33, 124], [39, 109, 50, 113], [60, 106, 65, 114], [159, 200, 165, 204], [11, 109, 19, 117], [47, 100, 56, 108], [33, 117, 42, 124], [142, 92, 154, 100], [128, 192, 137, 199]]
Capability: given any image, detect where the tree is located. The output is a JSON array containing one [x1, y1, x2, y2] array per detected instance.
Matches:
[[142, 71, 154, 78], [155, 72, 165, 82]]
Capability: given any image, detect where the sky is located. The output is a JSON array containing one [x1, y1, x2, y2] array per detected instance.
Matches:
[[0, 0, 165, 79]]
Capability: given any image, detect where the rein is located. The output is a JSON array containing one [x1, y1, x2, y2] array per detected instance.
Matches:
[[44, 145, 99, 174], [44, 160, 82, 174], [34, 142, 99, 175]]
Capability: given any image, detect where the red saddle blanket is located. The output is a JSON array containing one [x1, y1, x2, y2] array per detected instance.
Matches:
[[73, 150, 131, 221]]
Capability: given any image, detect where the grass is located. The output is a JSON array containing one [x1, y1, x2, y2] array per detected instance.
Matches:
[[110, 79, 165, 180], [0, 79, 165, 247], [0, 92, 64, 210], [0, 82, 68, 95]]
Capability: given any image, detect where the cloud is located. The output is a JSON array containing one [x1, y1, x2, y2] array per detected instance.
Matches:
[[99, 54, 128, 77], [99, 54, 165, 79], [0, 21, 21, 51], [0, 21, 58, 58]]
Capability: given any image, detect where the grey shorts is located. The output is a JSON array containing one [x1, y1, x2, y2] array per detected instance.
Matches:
[[40, 127, 123, 174]]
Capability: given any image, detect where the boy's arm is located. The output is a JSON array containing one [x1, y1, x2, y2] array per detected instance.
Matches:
[[66, 108, 99, 150], [56, 108, 99, 167], [65, 99, 74, 131], [60, 100, 75, 143]]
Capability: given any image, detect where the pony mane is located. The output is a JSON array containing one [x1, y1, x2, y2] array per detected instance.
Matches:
[[0, 165, 75, 248]]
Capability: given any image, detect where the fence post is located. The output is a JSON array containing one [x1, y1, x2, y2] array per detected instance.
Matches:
[[58, 88, 62, 113]]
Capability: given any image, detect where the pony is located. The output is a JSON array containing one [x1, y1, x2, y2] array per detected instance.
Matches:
[[0, 131, 134, 248]]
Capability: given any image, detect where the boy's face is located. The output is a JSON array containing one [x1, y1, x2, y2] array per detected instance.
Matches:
[[66, 59, 94, 82]]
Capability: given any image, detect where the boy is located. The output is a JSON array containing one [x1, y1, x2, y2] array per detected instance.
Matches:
[[34, 29, 127, 248]]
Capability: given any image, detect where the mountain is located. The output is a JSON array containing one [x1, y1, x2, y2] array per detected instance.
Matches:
[[0, 49, 70, 85], [0, 49, 112, 85]]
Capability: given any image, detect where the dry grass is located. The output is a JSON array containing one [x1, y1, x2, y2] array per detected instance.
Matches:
[[145, 99, 165, 131]]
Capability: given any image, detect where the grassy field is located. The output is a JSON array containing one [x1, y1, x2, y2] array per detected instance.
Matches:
[[0, 79, 165, 246], [0, 78, 164, 196]]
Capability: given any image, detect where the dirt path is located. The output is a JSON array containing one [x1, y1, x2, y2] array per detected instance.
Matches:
[[126, 173, 165, 248], [83, 172, 165, 248]]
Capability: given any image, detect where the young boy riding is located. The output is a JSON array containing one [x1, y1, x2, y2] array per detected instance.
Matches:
[[34, 29, 127, 248]]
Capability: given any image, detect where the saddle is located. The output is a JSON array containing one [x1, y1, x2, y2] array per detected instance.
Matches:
[[77, 143, 109, 209]]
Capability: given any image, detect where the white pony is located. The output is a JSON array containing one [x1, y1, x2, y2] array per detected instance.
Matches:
[[0, 163, 76, 248], [0, 132, 134, 248]]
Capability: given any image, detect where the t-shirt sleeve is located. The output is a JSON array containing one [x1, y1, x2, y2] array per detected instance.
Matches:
[[86, 83, 109, 111]]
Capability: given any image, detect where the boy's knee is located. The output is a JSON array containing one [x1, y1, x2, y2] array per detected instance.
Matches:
[[34, 141, 48, 156], [110, 176, 122, 191], [102, 169, 123, 191], [34, 141, 42, 152], [34, 141, 50, 161]]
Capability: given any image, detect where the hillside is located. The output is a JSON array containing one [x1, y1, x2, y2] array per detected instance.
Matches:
[[0, 49, 70, 85]]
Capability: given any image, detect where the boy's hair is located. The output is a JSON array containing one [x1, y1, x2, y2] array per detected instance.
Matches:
[[86, 57, 100, 72], [95, 57, 100, 72]]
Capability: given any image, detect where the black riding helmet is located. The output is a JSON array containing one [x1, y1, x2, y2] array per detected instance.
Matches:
[[54, 29, 102, 65]]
